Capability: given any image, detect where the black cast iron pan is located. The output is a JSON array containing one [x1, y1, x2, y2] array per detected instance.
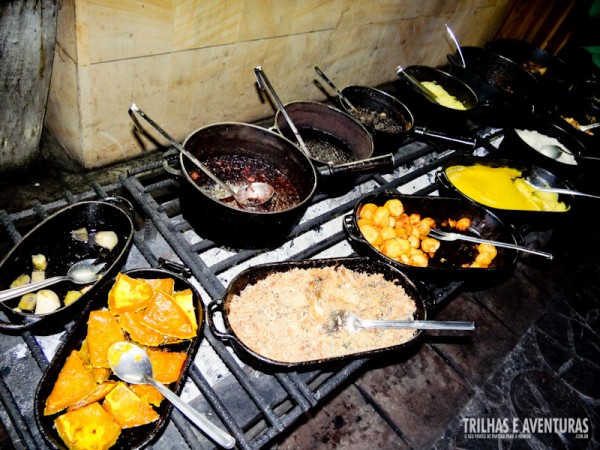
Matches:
[[447, 46, 541, 122], [207, 257, 433, 370], [0, 197, 135, 334], [338, 85, 478, 151], [272, 101, 396, 179], [35, 264, 205, 450], [344, 193, 519, 283], [436, 155, 577, 226]]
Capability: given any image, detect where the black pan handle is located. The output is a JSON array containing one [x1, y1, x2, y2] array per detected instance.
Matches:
[[0, 313, 43, 333], [318, 153, 395, 177], [157, 259, 192, 278], [343, 215, 363, 243], [162, 149, 184, 177], [206, 299, 237, 342], [103, 196, 135, 222], [435, 170, 454, 192], [413, 126, 477, 149]]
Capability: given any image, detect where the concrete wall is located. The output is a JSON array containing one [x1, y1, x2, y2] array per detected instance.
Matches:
[[44, 0, 515, 169]]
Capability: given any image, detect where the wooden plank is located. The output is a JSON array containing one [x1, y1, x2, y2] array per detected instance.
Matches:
[[0, 0, 58, 173]]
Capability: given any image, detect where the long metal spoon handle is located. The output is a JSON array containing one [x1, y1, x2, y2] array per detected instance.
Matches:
[[536, 187, 600, 200], [576, 155, 600, 161], [442, 234, 554, 259], [313, 65, 356, 111], [128, 104, 238, 199], [359, 319, 475, 331], [253, 66, 312, 158], [0, 276, 65, 303], [445, 23, 466, 68], [148, 378, 236, 449]]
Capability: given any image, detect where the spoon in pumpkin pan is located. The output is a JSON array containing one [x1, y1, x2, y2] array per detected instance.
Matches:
[[108, 342, 236, 449]]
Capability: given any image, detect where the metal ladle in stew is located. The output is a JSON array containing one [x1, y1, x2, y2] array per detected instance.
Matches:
[[129, 104, 274, 207]]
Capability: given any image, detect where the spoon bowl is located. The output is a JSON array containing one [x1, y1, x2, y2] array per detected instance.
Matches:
[[327, 309, 475, 334], [0, 258, 105, 303], [129, 104, 274, 207], [108, 341, 236, 449]]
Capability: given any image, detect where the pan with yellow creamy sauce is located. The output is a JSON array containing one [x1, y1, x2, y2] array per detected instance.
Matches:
[[445, 164, 568, 212]]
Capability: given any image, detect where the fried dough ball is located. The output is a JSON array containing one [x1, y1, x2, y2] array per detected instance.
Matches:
[[359, 203, 378, 220], [421, 237, 441, 254]]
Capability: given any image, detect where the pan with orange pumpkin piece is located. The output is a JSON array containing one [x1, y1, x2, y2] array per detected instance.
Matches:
[[34, 267, 206, 450]]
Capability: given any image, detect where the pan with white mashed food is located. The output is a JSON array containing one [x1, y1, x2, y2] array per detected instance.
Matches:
[[208, 258, 432, 367]]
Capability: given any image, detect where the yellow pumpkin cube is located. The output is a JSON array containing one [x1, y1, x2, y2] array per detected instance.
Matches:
[[45, 351, 97, 416], [108, 273, 154, 315], [55, 402, 121, 450], [102, 382, 159, 429]]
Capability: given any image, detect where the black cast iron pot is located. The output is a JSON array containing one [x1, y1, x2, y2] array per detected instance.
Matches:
[[485, 39, 573, 90], [164, 122, 317, 250], [447, 46, 541, 123], [207, 257, 434, 370], [0, 197, 135, 334]]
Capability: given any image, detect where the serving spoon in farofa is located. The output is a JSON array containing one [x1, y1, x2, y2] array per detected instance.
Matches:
[[327, 310, 475, 333]]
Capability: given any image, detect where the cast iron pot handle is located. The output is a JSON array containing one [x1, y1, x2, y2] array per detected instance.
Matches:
[[0, 312, 42, 332], [343, 215, 363, 242], [206, 299, 235, 342], [103, 196, 135, 221], [162, 149, 184, 176], [435, 170, 453, 191], [157, 259, 192, 278], [413, 126, 477, 149], [318, 153, 395, 177]]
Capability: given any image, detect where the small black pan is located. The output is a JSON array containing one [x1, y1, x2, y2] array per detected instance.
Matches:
[[35, 265, 205, 450], [207, 257, 433, 370], [436, 155, 577, 225], [272, 101, 396, 179], [394, 65, 479, 128], [447, 46, 541, 120], [0, 197, 135, 334], [339, 85, 478, 151]]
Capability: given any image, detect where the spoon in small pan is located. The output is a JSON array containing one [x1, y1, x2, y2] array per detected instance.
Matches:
[[327, 310, 475, 334], [129, 104, 274, 207], [313, 65, 358, 113], [395, 65, 440, 104], [539, 144, 600, 162], [108, 342, 236, 449], [254, 66, 312, 159], [524, 178, 600, 200], [0, 259, 105, 303], [578, 122, 600, 132]]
